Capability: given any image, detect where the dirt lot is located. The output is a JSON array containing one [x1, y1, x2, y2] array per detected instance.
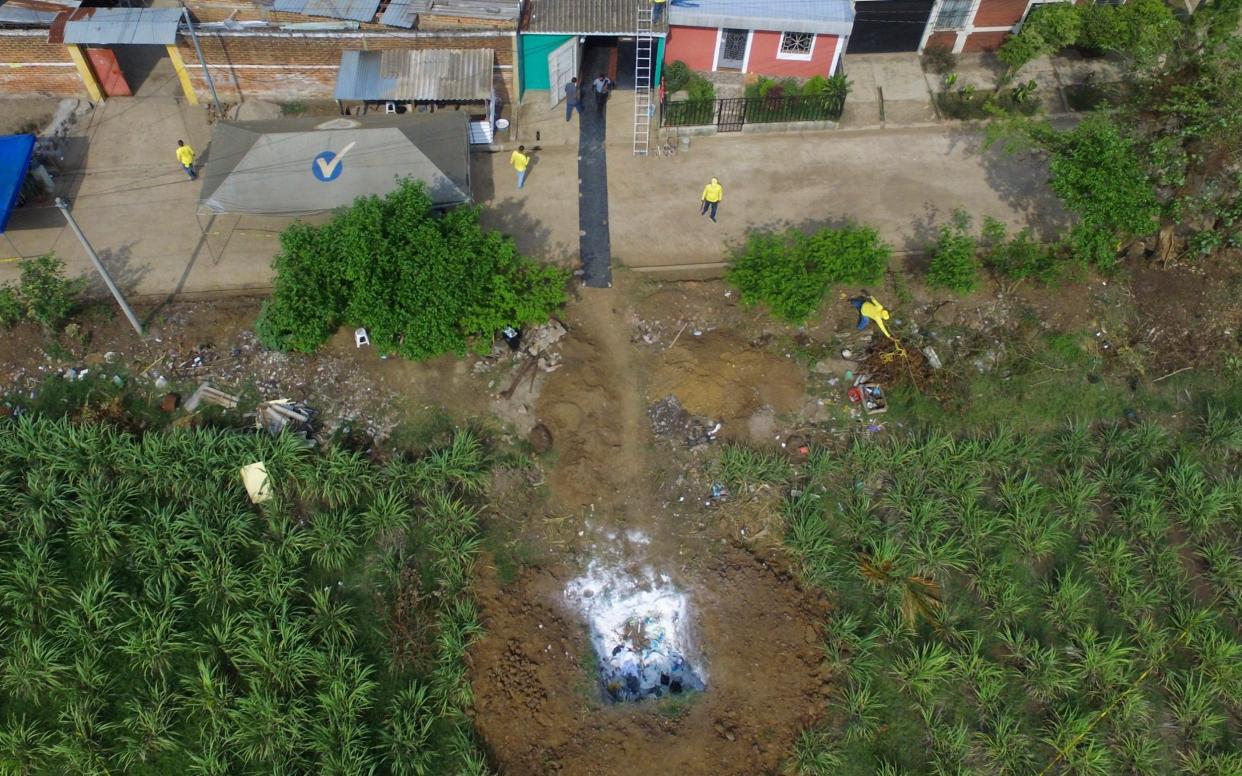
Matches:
[[1, 252, 1237, 774]]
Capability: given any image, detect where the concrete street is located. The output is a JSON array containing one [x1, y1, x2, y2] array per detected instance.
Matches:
[[3, 90, 1062, 296]]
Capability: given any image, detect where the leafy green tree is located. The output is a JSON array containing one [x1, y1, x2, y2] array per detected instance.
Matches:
[[256, 179, 569, 359]]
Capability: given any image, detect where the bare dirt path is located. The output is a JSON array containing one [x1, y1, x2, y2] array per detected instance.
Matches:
[[470, 280, 831, 775]]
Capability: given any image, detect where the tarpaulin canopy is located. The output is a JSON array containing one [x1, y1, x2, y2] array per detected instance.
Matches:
[[197, 113, 472, 216], [0, 134, 36, 233]]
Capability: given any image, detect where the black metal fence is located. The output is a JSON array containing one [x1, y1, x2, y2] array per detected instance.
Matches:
[[661, 93, 846, 131]]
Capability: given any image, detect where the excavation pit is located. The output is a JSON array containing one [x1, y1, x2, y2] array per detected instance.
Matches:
[[565, 563, 706, 703]]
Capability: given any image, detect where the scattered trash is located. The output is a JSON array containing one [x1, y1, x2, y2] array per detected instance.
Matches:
[[647, 396, 721, 448], [922, 346, 943, 370], [103, 351, 118, 364], [501, 326, 521, 350], [692, 329, 703, 337], [523, 319, 566, 357], [183, 383, 239, 411], [847, 375, 888, 415], [710, 482, 728, 500], [239, 461, 273, 504], [841, 348, 853, 359], [565, 564, 706, 704], [160, 393, 180, 413], [256, 398, 316, 441]]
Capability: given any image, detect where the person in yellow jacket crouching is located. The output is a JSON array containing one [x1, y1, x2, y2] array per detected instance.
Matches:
[[850, 294, 892, 338]]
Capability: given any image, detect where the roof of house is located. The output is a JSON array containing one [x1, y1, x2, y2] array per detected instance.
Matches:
[[271, 0, 381, 23], [379, 0, 520, 28], [59, 7, 182, 44], [198, 113, 472, 216], [524, 0, 667, 35], [0, 0, 78, 26], [335, 48, 494, 101], [667, 0, 853, 37]]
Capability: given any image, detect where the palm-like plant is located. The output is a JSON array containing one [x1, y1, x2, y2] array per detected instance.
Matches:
[[836, 679, 885, 743], [974, 713, 1034, 775], [1165, 671, 1227, 748], [0, 715, 52, 776], [857, 536, 944, 631], [0, 630, 67, 703], [783, 728, 842, 776], [892, 642, 953, 704]]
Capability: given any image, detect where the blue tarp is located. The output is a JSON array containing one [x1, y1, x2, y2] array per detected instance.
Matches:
[[0, 134, 36, 233]]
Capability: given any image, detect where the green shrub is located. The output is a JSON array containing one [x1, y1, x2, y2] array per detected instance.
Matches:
[[686, 74, 715, 102], [256, 179, 569, 359], [982, 217, 1061, 283], [726, 223, 891, 324], [1046, 115, 1158, 267], [664, 60, 692, 94], [9, 254, 85, 333], [0, 285, 21, 327], [801, 75, 829, 96], [824, 73, 850, 102], [927, 209, 980, 293]]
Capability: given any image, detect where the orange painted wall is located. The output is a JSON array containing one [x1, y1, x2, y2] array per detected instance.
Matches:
[[665, 25, 718, 71], [962, 30, 1010, 51], [746, 30, 839, 77]]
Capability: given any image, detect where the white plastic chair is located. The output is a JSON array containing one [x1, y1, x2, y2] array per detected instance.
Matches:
[[354, 327, 370, 347]]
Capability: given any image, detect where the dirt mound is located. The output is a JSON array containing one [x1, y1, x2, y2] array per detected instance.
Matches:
[[649, 332, 806, 423], [469, 547, 832, 776]]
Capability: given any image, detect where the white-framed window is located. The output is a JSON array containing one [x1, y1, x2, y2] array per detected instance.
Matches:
[[934, 0, 973, 30], [776, 31, 816, 61]]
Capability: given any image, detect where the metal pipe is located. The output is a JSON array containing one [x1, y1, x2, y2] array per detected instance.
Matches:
[[181, 6, 223, 115], [54, 198, 144, 338]]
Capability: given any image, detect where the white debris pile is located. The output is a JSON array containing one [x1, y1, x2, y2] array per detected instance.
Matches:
[[565, 563, 706, 702]]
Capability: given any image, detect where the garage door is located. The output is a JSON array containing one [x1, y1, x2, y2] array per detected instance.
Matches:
[[847, 0, 934, 54]]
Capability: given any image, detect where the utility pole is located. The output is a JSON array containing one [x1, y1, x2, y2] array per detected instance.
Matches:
[[181, 6, 222, 115], [54, 198, 144, 337]]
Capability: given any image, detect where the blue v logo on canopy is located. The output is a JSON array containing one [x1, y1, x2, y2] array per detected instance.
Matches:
[[311, 141, 356, 182]]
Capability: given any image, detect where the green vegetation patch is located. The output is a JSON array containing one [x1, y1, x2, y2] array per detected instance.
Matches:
[[255, 179, 569, 360], [772, 416, 1242, 774], [0, 417, 492, 774]]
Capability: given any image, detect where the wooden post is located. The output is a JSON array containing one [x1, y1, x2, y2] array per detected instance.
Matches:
[[166, 44, 199, 105], [65, 44, 102, 103]]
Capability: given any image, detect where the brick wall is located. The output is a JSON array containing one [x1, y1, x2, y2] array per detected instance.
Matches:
[[0, 34, 85, 97], [175, 32, 514, 105], [972, 0, 1029, 28], [962, 30, 1009, 51]]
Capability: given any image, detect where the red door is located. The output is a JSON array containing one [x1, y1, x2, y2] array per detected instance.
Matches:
[[86, 47, 131, 97]]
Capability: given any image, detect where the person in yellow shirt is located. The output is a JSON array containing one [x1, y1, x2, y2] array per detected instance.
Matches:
[[700, 177, 722, 222], [176, 139, 196, 180], [850, 294, 893, 338], [510, 144, 531, 189], [652, 0, 666, 25]]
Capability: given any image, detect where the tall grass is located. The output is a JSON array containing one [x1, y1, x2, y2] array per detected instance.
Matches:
[[775, 417, 1242, 774], [0, 415, 492, 774]]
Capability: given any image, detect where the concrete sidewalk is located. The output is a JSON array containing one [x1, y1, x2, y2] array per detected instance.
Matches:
[[1, 94, 282, 300], [483, 124, 1063, 277], [3, 95, 1062, 296]]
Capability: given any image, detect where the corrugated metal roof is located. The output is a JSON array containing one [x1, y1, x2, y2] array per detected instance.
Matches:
[[525, 0, 667, 34], [335, 48, 494, 101], [271, 0, 381, 23], [668, 0, 854, 37], [61, 7, 182, 44], [379, 0, 519, 27], [0, 0, 78, 27]]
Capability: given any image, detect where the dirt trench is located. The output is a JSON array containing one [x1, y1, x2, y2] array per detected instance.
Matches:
[[470, 282, 830, 775]]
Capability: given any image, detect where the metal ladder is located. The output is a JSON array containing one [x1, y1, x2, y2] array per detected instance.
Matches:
[[633, 3, 654, 156]]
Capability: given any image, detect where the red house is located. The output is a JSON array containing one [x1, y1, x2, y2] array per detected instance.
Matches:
[[664, 0, 853, 78]]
